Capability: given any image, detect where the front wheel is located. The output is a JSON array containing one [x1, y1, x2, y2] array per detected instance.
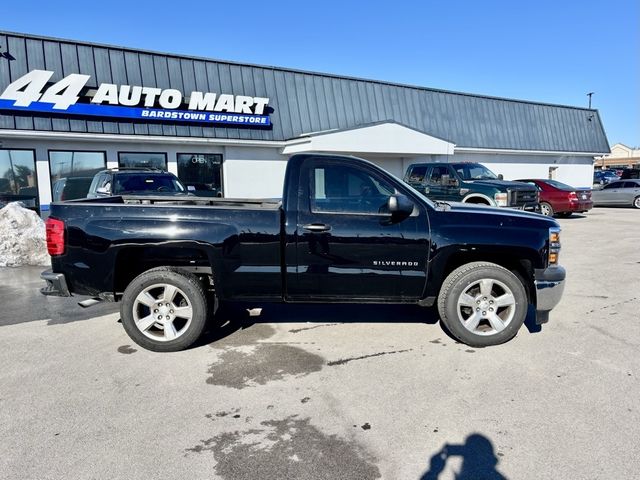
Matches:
[[120, 267, 208, 352], [437, 262, 528, 347], [633, 196, 640, 209]]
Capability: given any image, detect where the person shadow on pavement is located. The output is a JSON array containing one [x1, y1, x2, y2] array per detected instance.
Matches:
[[420, 433, 507, 480]]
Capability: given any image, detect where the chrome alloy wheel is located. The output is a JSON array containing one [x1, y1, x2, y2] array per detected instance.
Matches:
[[132, 283, 193, 342], [456, 278, 517, 336]]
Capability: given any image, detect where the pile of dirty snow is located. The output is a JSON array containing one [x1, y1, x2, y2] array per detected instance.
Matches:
[[0, 202, 50, 267]]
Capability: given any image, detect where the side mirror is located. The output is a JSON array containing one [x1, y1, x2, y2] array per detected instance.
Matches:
[[388, 194, 414, 216], [498, 174, 504, 180]]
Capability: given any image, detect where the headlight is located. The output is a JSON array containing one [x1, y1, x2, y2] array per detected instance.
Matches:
[[548, 227, 561, 266], [494, 192, 508, 207]]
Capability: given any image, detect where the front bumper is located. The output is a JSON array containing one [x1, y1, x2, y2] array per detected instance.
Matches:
[[40, 270, 71, 297], [534, 265, 566, 324], [506, 203, 539, 212]]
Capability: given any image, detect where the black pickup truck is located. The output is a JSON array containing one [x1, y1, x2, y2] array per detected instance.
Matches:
[[41, 154, 565, 351]]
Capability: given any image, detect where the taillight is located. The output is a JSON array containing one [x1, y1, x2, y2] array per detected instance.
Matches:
[[568, 191, 578, 202], [45, 218, 65, 256]]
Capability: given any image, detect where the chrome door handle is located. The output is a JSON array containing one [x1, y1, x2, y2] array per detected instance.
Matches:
[[303, 223, 331, 232]]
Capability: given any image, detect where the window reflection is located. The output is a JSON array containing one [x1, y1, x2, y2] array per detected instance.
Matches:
[[49, 151, 106, 201], [118, 152, 167, 170], [0, 150, 38, 210]]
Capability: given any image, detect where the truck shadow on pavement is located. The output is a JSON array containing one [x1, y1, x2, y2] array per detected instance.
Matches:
[[195, 302, 441, 347], [195, 302, 427, 343], [196, 301, 542, 348], [421, 433, 508, 480]]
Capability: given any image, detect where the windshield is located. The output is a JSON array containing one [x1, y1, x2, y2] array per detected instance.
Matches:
[[452, 164, 499, 181], [113, 174, 186, 194]]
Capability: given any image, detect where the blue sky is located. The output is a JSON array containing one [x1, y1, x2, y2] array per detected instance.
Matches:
[[3, 0, 639, 147]]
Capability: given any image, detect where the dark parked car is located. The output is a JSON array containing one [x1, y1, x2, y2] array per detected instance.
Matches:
[[591, 179, 640, 208], [87, 168, 189, 198], [515, 179, 592, 217], [52, 177, 94, 202], [620, 168, 640, 180], [41, 154, 566, 351]]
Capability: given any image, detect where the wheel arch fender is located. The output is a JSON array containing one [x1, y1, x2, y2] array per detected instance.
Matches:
[[113, 242, 224, 297], [462, 193, 495, 205]]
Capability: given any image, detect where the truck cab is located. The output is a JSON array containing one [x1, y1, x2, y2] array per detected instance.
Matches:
[[404, 162, 539, 210]]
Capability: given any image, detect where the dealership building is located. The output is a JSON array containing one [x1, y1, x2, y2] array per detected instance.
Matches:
[[0, 31, 610, 213]]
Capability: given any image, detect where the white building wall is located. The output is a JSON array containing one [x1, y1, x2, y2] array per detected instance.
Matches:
[[448, 152, 595, 188], [223, 146, 288, 198], [0, 130, 599, 211], [481, 162, 593, 188]]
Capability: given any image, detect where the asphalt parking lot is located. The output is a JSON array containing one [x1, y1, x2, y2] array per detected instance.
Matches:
[[1, 207, 639, 480]]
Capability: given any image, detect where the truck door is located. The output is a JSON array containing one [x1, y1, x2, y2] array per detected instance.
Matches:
[[424, 165, 461, 201], [598, 181, 623, 205], [290, 159, 428, 301]]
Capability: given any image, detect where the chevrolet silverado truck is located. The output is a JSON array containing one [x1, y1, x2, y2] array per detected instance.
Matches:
[[404, 162, 539, 210], [41, 154, 565, 351]]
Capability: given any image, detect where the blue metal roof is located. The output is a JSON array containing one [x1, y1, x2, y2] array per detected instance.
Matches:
[[0, 31, 610, 153]]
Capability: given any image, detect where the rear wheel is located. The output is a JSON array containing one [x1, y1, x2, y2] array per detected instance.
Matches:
[[540, 202, 554, 216], [633, 196, 640, 209], [437, 262, 528, 347], [120, 267, 208, 352]]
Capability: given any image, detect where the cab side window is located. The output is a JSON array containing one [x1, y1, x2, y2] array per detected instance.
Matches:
[[98, 174, 112, 193], [407, 166, 427, 183], [311, 164, 395, 215], [603, 182, 621, 190], [427, 166, 451, 185]]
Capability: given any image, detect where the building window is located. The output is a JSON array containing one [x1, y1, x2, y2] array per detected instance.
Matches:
[[0, 149, 38, 210], [118, 152, 167, 170], [49, 151, 106, 201], [177, 153, 223, 197]]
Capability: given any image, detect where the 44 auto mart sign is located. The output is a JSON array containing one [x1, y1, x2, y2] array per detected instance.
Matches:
[[0, 69, 271, 127]]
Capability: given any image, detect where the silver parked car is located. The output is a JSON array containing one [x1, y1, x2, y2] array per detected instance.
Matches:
[[591, 179, 640, 209]]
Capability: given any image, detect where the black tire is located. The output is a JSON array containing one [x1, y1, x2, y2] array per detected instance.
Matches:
[[437, 262, 528, 347], [120, 267, 208, 352], [540, 202, 554, 216], [633, 196, 640, 209]]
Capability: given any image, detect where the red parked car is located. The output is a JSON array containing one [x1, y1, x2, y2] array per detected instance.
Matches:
[[516, 179, 593, 217]]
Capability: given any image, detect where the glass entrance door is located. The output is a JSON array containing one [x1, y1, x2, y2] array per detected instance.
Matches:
[[177, 154, 223, 197]]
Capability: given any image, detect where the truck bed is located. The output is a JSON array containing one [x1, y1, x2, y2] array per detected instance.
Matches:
[[48, 197, 284, 299]]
